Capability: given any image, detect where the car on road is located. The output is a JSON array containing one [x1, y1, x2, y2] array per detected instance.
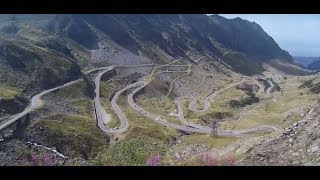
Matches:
[[156, 117, 161, 121]]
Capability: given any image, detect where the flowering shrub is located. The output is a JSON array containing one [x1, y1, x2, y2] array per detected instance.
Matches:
[[218, 154, 235, 166], [31, 154, 38, 165], [146, 154, 161, 166], [43, 154, 54, 165], [28, 153, 54, 166], [198, 152, 216, 166], [189, 152, 235, 166]]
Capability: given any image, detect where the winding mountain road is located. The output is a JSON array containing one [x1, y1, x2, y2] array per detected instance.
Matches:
[[0, 79, 83, 131], [1, 55, 279, 139], [93, 62, 277, 137], [266, 79, 275, 97], [166, 65, 192, 97], [172, 76, 277, 135], [0, 66, 113, 131], [93, 66, 153, 135], [254, 79, 265, 94], [126, 79, 277, 137], [127, 81, 215, 134], [187, 78, 248, 113]]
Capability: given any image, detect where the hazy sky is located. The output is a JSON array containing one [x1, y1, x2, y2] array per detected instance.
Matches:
[[218, 14, 320, 57]]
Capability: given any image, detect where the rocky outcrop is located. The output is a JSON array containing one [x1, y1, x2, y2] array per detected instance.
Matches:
[[257, 78, 271, 91], [229, 91, 260, 108], [235, 83, 259, 93], [238, 106, 320, 166]]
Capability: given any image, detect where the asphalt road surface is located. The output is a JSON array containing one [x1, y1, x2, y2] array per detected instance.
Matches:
[[1, 63, 278, 138], [127, 80, 277, 137], [0, 66, 111, 131]]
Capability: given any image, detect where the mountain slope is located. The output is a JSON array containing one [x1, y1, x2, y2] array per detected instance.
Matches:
[[0, 14, 318, 166], [294, 56, 320, 68], [46, 14, 298, 75], [208, 15, 292, 60], [307, 59, 320, 70], [0, 14, 310, 119], [0, 19, 85, 118]]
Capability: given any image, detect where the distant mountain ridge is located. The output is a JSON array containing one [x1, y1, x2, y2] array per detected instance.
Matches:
[[307, 59, 320, 70], [293, 56, 320, 68]]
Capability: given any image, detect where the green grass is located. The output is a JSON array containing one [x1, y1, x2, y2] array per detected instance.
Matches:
[[179, 87, 241, 124], [53, 81, 94, 118], [54, 77, 121, 129], [101, 98, 120, 128], [181, 99, 192, 118], [287, 113, 302, 123], [70, 98, 93, 117], [120, 105, 179, 142], [98, 76, 179, 141], [221, 76, 316, 130], [100, 82, 179, 141], [289, 114, 302, 122], [181, 99, 207, 122], [223, 114, 282, 130], [0, 85, 20, 100], [31, 114, 109, 159], [258, 79, 317, 114], [210, 87, 244, 112], [187, 93, 237, 121], [0, 27, 82, 94], [93, 136, 167, 166], [137, 96, 182, 125], [100, 82, 122, 128], [183, 134, 238, 149], [30, 80, 110, 159]]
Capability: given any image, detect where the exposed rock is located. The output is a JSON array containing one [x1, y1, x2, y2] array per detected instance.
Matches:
[[235, 83, 259, 93], [238, 105, 320, 166]]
